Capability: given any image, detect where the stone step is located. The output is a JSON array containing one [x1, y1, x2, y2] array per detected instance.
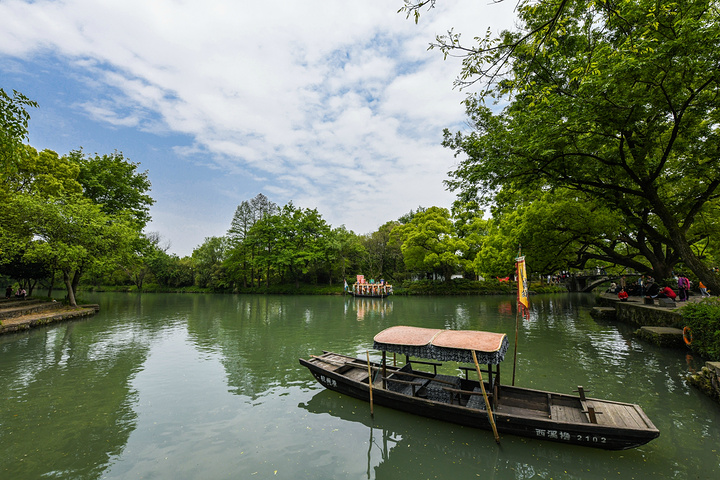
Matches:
[[0, 300, 64, 320], [635, 326, 685, 348], [0, 306, 97, 334], [589, 306, 616, 320]]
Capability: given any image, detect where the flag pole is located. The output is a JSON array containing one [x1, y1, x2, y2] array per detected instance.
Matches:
[[512, 245, 521, 386]]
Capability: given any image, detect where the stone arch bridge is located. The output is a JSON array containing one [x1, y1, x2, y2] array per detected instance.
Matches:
[[564, 273, 641, 293]]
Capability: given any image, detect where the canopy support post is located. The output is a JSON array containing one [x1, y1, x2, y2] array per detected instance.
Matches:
[[366, 351, 374, 417], [381, 351, 387, 390], [473, 350, 500, 444]]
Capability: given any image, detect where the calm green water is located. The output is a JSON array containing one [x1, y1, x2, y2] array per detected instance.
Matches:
[[1, 293, 718, 479]]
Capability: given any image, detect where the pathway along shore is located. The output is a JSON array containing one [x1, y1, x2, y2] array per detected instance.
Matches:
[[0, 298, 99, 335]]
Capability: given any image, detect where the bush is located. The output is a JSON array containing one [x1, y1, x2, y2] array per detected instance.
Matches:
[[681, 298, 720, 361]]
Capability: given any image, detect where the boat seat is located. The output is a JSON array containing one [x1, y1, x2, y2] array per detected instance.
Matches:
[[466, 387, 486, 410], [425, 374, 461, 403], [386, 363, 424, 396]]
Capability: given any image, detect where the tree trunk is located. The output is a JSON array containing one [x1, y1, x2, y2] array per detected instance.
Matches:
[[650, 192, 720, 293], [63, 271, 77, 307], [668, 230, 720, 293], [71, 268, 82, 299], [46, 270, 55, 298]]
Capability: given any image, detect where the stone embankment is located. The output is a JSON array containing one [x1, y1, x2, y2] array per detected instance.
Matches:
[[592, 293, 720, 404], [0, 298, 99, 335]]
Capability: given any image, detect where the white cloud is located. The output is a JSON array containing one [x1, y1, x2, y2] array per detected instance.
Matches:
[[0, 0, 517, 255]]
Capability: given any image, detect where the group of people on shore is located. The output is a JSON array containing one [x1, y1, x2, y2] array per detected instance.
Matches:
[[5, 285, 26, 300], [609, 273, 712, 303]]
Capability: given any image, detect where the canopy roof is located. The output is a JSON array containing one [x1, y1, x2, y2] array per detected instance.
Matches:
[[373, 326, 509, 364]]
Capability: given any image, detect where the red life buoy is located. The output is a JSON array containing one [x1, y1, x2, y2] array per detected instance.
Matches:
[[683, 326, 693, 346]]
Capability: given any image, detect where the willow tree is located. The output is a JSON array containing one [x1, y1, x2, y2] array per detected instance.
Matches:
[[439, 0, 720, 290]]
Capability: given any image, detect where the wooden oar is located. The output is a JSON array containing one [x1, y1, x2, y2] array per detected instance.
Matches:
[[366, 351, 374, 417], [472, 350, 500, 444]]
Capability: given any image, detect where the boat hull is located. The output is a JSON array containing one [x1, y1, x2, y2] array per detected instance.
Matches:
[[299, 354, 659, 450], [351, 293, 389, 298]]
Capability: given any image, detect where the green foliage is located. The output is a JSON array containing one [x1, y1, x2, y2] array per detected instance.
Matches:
[[4, 146, 81, 198], [443, 0, 720, 291], [67, 149, 154, 229], [0, 88, 37, 171], [15, 194, 137, 305], [1, 90, 153, 302], [192, 236, 229, 289], [391, 206, 469, 282], [360, 221, 401, 281], [681, 299, 720, 361]]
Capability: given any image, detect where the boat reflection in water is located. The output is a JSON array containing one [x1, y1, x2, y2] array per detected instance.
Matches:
[[345, 297, 393, 321], [298, 389, 502, 479]]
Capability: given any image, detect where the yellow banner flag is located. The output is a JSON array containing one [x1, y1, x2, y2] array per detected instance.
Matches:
[[517, 256, 529, 315]]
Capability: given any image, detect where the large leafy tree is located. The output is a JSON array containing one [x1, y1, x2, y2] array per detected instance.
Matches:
[[481, 188, 657, 277], [242, 202, 332, 288], [360, 221, 403, 281], [273, 204, 332, 288], [16, 195, 136, 305], [391, 206, 469, 282], [2, 91, 154, 298], [324, 225, 365, 285], [192, 236, 229, 289], [442, 0, 720, 290], [1, 89, 38, 259], [0, 88, 37, 174], [66, 149, 154, 229]]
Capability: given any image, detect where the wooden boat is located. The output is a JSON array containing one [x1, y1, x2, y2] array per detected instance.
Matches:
[[299, 326, 659, 450]]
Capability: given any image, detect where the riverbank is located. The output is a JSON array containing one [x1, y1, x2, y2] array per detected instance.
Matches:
[[0, 298, 99, 335]]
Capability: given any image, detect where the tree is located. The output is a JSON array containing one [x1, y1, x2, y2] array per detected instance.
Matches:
[[0, 88, 37, 177], [272, 203, 332, 288], [67, 149, 154, 229], [1, 89, 38, 260], [360, 221, 404, 280], [3, 146, 81, 198], [226, 193, 278, 288], [326, 226, 365, 285], [1, 91, 156, 298], [443, 0, 720, 290], [118, 232, 169, 291], [16, 194, 136, 306], [242, 202, 332, 288], [192, 236, 229, 289], [148, 251, 194, 288], [480, 188, 662, 276], [391, 206, 468, 282]]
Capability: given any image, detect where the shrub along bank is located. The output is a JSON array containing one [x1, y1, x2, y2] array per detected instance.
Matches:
[[681, 298, 720, 362]]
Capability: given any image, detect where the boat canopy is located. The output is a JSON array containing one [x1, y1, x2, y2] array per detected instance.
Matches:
[[373, 326, 509, 365]]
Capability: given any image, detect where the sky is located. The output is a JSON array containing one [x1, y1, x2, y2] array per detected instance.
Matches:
[[0, 0, 517, 257]]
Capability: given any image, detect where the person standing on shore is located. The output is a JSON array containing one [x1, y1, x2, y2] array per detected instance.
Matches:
[[677, 275, 690, 301]]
